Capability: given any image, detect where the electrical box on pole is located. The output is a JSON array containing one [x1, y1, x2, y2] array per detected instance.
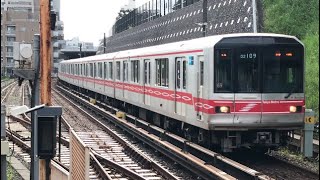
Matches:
[[36, 106, 62, 159]]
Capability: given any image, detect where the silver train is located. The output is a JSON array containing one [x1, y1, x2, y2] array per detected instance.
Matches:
[[58, 33, 305, 152]]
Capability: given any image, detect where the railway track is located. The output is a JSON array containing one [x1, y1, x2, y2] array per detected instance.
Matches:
[[1, 80, 17, 104], [227, 150, 319, 180], [55, 84, 276, 180], [57, 82, 320, 180], [52, 87, 180, 179]]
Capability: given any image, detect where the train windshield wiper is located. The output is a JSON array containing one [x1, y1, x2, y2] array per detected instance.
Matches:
[[285, 85, 297, 99]]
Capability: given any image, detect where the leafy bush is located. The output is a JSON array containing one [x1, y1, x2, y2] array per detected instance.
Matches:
[[303, 33, 319, 117], [262, 0, 319, 118], [263, 0, 319, 39]]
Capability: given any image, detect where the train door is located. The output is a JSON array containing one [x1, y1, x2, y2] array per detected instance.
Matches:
[[233, 48, 262, 124], [143, 59, 151, 105], [115, 61, 122, 98], [175, 57, 187, 116], [197, 56, 204, 120]]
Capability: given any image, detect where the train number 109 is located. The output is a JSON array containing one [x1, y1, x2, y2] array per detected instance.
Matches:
[[240, 53, 257, 59]]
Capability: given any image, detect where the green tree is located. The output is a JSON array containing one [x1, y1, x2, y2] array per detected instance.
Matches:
[[263, 0, 319, 117]]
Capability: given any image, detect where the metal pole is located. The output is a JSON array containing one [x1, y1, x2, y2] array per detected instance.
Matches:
[[1, 105, 6, 180], [103, 33, 106, 54], [252, 0, 258, 33], [40, 0, 52, 179], [202, 0, 208, 37], [30, 34, 40, 180], [58, 117, 61, 162]]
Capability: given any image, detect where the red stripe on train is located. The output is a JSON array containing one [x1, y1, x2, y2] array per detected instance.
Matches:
[[60, 73, 304, 114]]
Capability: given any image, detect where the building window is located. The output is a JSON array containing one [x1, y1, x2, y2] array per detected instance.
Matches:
[[156, 58, 169, 87], [7, 37, 15, 41], [6, 26, 15, 33]]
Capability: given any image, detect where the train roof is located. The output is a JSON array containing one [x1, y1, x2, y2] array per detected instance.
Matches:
[[60, 33, 300, 64]]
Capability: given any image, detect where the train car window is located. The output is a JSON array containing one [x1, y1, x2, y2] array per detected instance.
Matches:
[[235, 48, 259, 93], [182, 60, 186, 89], [156, 58, 169, 87], [214, 49, 232, 92], [84, 64, 87, 76], [90, 63, 94, 77], [116, 62, 121, 80], [98, 62, 103, 78], [262, 47, 303, 93], [144, 60, 150, 85], [104, 62, 107, 79], [176, 60, 181, 89], [95, 63, 98, 77], [144, 61, 148, 84], [80, 64, 82, 76], [123, 61, 128, 81], [200, 61, 204, 86], [148, 62, 151, 84], [131, 60, 140, 83], [109, 62, 113, 79]]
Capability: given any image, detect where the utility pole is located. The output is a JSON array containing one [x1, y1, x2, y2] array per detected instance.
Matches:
[[103, 33, 106, 53], [79, 43, 82, 58], [30, 34, 40, 180], [202, 0, 208, 37], [39, 0, 52, 179]]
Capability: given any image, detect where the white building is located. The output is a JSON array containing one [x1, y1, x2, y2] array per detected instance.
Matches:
[[121, 0, 136, 11]]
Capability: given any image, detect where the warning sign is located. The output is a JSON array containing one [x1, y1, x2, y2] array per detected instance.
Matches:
[[304, 116, 315, 124]]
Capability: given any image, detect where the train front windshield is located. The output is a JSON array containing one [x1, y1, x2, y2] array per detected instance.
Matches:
[[214, 36, 304, 93]]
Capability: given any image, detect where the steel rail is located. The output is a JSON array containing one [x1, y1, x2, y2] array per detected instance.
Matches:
[[53, 87, 180, 180]]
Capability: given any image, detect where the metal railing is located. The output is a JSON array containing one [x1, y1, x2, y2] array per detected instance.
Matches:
[[114, 0, 201, 34]]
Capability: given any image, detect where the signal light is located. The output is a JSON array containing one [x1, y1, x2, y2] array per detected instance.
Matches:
[[286, 52, 293, 57], [275, 52, 281, 57]]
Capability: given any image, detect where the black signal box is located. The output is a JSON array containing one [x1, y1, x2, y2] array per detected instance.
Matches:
[[36, 106, 62, 159]]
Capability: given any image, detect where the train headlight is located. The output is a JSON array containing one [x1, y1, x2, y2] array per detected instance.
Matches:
[[289, 106, 302, 113], [290, 106, 297, 113], [216, 106, 230, 113]]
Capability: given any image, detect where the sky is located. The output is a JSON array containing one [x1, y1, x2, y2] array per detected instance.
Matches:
[[60, 0, 150, 46]]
